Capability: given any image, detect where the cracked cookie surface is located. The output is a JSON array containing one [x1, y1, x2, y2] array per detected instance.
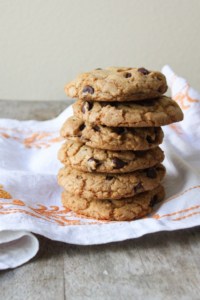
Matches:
[[73, 96, 183, 127], [62, 185, 165, 221], [65, 67, 167, 102], [58, 141, 164, 173], [60, 116, 164, 151], [58, 164, 165, 200]]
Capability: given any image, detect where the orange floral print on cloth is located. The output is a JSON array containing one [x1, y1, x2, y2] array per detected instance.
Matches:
[[0, 197, 110, 226], [0, 198, 80, 226], [0, 185, 12, 199], [0, 184, 108, 226], [0, 185, 200, 227], [173, 85, 199, 110], [0, 127, 63, 149], [163, 65, 200, 110], [154, 205, 200, 221]]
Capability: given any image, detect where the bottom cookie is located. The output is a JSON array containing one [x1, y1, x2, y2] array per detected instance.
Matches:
[[62, 185, 165, 221]]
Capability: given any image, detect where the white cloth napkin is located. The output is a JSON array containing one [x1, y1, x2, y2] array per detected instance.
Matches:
[[0, 66, 200, 269], [0, 231, 38, 269]]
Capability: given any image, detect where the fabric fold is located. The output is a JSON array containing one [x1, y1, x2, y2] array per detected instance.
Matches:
[[0, 231, 39, 269]]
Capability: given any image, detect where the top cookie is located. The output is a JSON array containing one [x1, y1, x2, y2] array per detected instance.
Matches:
[[65, 67, 167, 102]]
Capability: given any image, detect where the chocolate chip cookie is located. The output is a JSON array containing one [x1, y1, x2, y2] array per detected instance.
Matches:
[[58, 141, 164, 173], [61, 117, 164, 151], [62, 185, 165, 221], [58, 164, 165, 200], [65, 67, 167, 102], [73, 96, 183, 127]]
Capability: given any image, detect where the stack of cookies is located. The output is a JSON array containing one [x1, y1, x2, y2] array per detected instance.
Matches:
[[58, 67, 183, 221]]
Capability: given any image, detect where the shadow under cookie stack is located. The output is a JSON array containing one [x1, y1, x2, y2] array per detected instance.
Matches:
[[58, 67, 183, 221]]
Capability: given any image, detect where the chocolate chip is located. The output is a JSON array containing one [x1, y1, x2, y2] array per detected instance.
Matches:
[[95, 68, 102, 70], [79, 124, 85, 131], [150, 195, 158, 207], [146, 168, 157, 178], [146, 135, 154, 143], [93, 125, 100, 132], [111, 127, 125, 134], [87, 157, 101, 171], [158, 86, 164, 93], [134, 182, 143, 193], [112, 157, 128, 169], [82, 85, 94, 94], [138, 67, 150, 75], [81, 101, 93, 113], [106, 175, 114, 180], [124, 72, 132, 78]]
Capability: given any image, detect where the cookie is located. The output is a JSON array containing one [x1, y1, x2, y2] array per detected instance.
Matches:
[[58, 141, 165, 173], [73, 96, 183, 127], [62, 185, 165, 221], [60, 117, 164, 151], [65, 67, 167, 102], [58, 164, 165, 200]]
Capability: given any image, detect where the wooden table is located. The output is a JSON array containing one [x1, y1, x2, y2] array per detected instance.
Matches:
[[0, 100, 200, 300]]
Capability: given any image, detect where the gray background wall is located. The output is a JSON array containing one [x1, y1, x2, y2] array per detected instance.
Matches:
[[0, 0, 199, 101]]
